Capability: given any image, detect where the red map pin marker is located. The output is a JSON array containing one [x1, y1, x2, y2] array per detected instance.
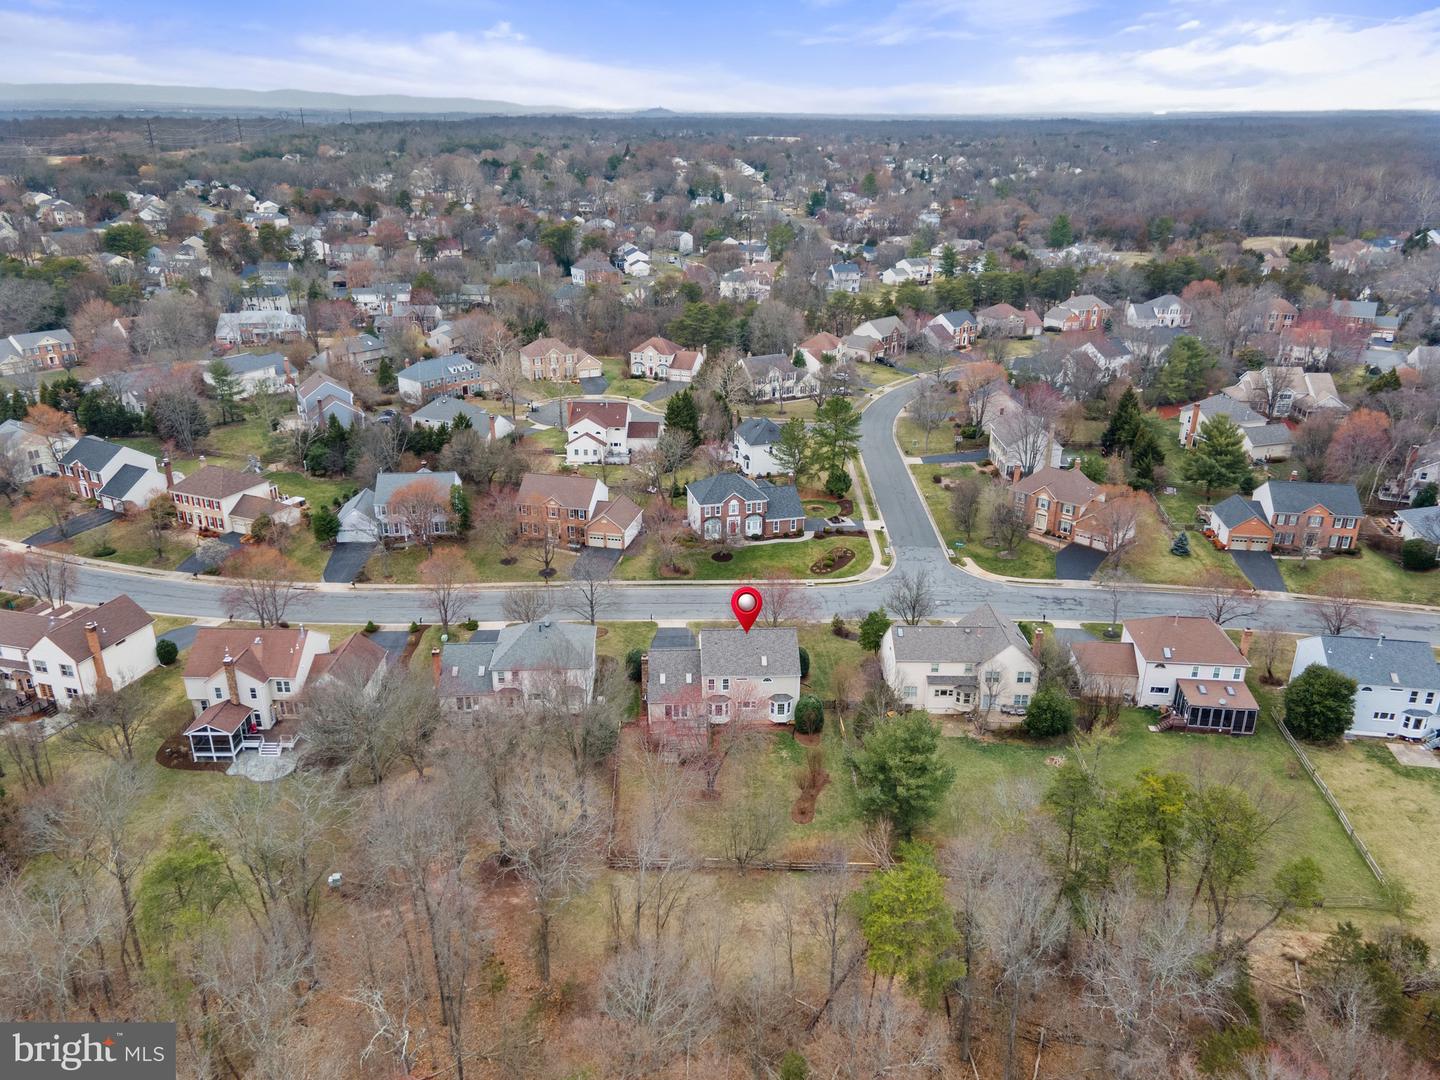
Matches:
[[731, 586, 762, 632]]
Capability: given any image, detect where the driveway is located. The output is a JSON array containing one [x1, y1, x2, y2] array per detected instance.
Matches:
[[1055, 543, 1108, 581], [1231, 550, 1287, 592], [919, 450, 988, 465], [23, 508, 121, 546], [323, 541, 376, 583], [366, 629, 411, 662], [571, 546, 622, 578], [644, 382, 685, 404], [177, 533, 243, 574], [578, 376, 609, 395], [159, 624, 199, 652], [528, 401, 565, 428]]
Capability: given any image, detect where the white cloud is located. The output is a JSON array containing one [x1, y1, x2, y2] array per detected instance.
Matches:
[[0, 8, 1438, 115], [1178, 18, 1200, 30]]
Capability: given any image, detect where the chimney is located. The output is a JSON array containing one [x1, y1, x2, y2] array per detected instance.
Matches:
[[1033, 625, 1044, 649], [84, 621, 112, 694], [1239, 627, 1254, 658], [222, 652, 239, 705], [639, 652, 650, 705], [162, 456, 174, 489], [431, 647, 442, 683], [1289, 470, 1299, 482]]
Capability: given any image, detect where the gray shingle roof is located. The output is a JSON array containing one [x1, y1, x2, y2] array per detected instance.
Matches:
[[685, 474, 804, 522], [1245, 423, 1293, 448], [1395, 505, 1440, 536], [437, 640, 498, 695], [98, 463, 147, 501], [647, 644, 701, 701], [699, 627, 801, 680], [1212, 495, 1266, 529], [1260, 480, 1363, 517], [220, 352, 286, 377], [885, 603, 1031, 663], [61, 435, 123, 472], [373, 470, 461, 506], [411, 396, 495, 427], [1307, 635, 1440, 689], [734, 417, 782, 447], [1195, 394, 1263, 426], [401, 354, 478, 383], [490, 620, 596, 673]]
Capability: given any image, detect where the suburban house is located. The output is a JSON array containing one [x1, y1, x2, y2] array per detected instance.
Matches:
[[570, 256, 621, 287], [986, 406, 1065, 480], [1010, 467, 1137, 551], [1206, 480, 1363, 552], [170, 465, 299, 536], [1123, 616, 1257, 734], [60, 437, 172, 512], [641, 626, 804, 748], [1178, 394, 1268, 447], [878, 604, 1038, 718], [1255, 297, 1299, 335], [1043, 294, 1112, 332], [977, 303, 1043, 339], [296, 372, 364, 429], [628, 336, 705, 382], [927, 310, 978, 350], [685, 473, 805, 540], [396, 355, 491, 404], [214, 310, 305, 346], [0, 596, 157, 709], [335, 470, 462, 545], [838, 334, 885, 363], [182, 626, 331, 761], [882, 257, 935, 285], [732, 417, 785, 478], [564, 400, 662, 465], [307, 631, 390, 695], [1289, 635, 1440, 739], [0, 418, 76, 479], [1221, 368, 1347, 420], [851, 316, 907, 359], [320, 333, 385, 372], [1055, 333, 1133, 385], [518, 337, 602, 382], [741, 353, 818, 401], [1276, 325, 1333, 368], [437, 620, 597, 711], [410, 396, 514, 439], [822, 262, 863, 293], [1330, 298, 1379, 329], [0, 330, 78, 374], [516, 472, 641, 549], [1067, 639, 1139, 704], [718, 266, 774, 302], [207, 352, 293, 398], [1124, 294, 1192, 329], [795, 332, 842, 366], [1392, 504, 1440, 544], [1379, 439, 1440, 504]]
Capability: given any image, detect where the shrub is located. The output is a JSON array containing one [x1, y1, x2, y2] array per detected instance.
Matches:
[[155, 638, 179, 666], [464, 618, 479, 631], [1023, 688, 1074, 738], [409, 621, 422, 633], [1401, 538, 1437, 571], [363, 620, 378, 634], [932, 473, 943, 483], [858, 609, 892, 652], [798, 646, 810, 679], [625, 648, 644, 682], [311, 505, 340, 543], [831, 613, 847, 637], [1412, 482, 1438, 508], [1285, 664, 1358, 742], [779, 1051, 809, 1080], [90, 544, 117, 558], [794, 695, 824, 734], [824, 469, 852, 498]]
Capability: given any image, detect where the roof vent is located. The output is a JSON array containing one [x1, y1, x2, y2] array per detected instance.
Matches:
[[897, 627, 904, 637], [659, 673, 666, 684], [761, 655, 768, 667]]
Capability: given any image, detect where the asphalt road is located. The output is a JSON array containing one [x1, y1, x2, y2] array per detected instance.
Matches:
[[58, 380, 1440, 640]]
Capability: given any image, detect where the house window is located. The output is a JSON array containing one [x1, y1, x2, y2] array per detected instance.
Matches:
[[32, 660, 47, 673], [706, 679, 715, 691], [1149, 685, 1170, 695], [931, 663, 940, 673], [274, 680, 292, 694], [1016, 671, 1033, 684], [1211, 667, 1221, 679], [1232, 668, 1243, 680], [1374, 711, 1395, 722], [1013, 694, 1030, 707], [771, 699, 792, 718], [904, 685, 917, 699], [65, 687, 79, 699], [1411, 691, 1420, 704], [249, 687, 258, 700], [721, 678, 731, 691], [59, 664, 74, 678], [1190, 666, 1200, 678], [214, 687, 224, 700]]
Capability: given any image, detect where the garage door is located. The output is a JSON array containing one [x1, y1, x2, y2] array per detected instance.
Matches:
[[587, 533, 604, 547], [1235, 536, 1268, 551], [606, 533, 623, 549]]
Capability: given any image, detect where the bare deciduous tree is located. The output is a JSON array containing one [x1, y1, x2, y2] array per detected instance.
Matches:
[[301, 663, 440, 784], [221, 548, 301, 627], [420, 548, 467, 632], [1, 550, 75, 606], [949, 471, 986, 541], [567, 560, 613, 625], [884, 569, 936, 625], [600, 943, 717, 1077], [908, 375, 953, 452], [1313, 571, 1376, 636], [1196, 567, 1269, 625], [60, 687, 146, 761]]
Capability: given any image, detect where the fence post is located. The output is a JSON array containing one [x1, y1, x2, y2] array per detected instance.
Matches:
[[1274, 716, 1386, 884]]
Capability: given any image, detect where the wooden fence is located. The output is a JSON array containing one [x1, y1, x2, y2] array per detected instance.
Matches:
[[1274, 717, 1387, 884]]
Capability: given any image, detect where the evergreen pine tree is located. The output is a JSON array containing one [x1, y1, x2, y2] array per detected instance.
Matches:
[[1170, 531, 1191, 556], [1101, 387, 1143, 454], [1130, 423, 1164, 486], [1183, 414, 1252, 498], [663, 389, 701, 444]]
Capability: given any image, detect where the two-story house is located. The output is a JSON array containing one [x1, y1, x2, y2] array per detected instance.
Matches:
[[878, 604, 1037, 718], [741, 353, 818, 401], [214, 311, 306, 347], [1009, 467, 1137, 551], [1381, 439, 1440, 504], [60, 437, 172, 512], [795, 332, 843, 367], [296, 372, 364, 429], [170, 465, 299, 536], [1254, 297, 1299, 335], [986, 406, 1065, 480], [1330, 298, 1379, 329], [1177, 394, 1268, 447], [206, 351, 293, 398], [685, 473, 805, 540], [1276, 325, 1333, 368], [515, 472, 611, 547], [335, 470, 462, 545], [1124, 294, 1192, 329], [927, 310, 978, 350], [564, 400, 661, 465], [664, 627, 802, 729], [1221, 368, 1348, 421], [1122, 616, 1257, 734], [396, 354, 493, 404], [822, 262, 863, 294], [851, 316, 907, 359], [628, 336, 705, 382], [1206, 480, 1363, 553], [437, 620, 597, 712], [0, 330, 77, 374], [977, 303, 1043, 339], [410, 396, 514, 440], [518, 337, 602, 382], [182, 626, 331, 761], [0, 596, 157, 709], [1290, 635, 1440, 739], [732, 417, 785, 478], [0, 418, 76, 479], [1043, 294, 1112, 332]]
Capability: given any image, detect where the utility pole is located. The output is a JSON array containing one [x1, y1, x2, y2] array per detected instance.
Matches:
[[145, 119, 155, 151], [298, 107, 305, 131], [236, 118, 243, 142], [347, 107, 353, 124]]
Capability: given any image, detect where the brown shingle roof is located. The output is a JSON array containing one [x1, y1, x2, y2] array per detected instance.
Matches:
[[230, 494, 283, 520], [1012, 466, 1098, 506], [0, 608, 49, 650], [520, 336, 587, 358], [184, 627, 315, 681], [632, 335, 684, 354], [43, 595, 153, 663], [170, 465, 268, 501], [184, 700, 253, 735], [627, 420, 661, 440], [567, 399, 628, 430], [516, 471, 605, 509], [1125, 616, 1248, 668], [592, 495, 642, 530], [1070, 640, 1138, 679], [308, 632, 389, 684]]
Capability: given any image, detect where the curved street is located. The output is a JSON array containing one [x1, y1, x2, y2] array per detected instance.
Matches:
[[58, 380, 1440, 638]]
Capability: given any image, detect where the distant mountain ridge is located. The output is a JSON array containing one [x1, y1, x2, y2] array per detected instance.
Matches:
[[0, 82, 573, 116]]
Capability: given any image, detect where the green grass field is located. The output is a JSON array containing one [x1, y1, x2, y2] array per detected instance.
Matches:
[[615, 533, 872, 581], [1280, 549, 1440, 605], [910, 464, 1057, 578]]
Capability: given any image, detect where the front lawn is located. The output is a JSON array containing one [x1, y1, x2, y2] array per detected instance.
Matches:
[[910, 464, 1057, 578], [53, 517, 193, 571], [615, 533, 872, 581], [0, 499, 59, 540], [896, 415, 954, 458], [1118, 498, 1248, 587], [1279, 548, 1440, 605]]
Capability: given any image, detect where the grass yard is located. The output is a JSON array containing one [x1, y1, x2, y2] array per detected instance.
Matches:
[[0, 498, 61, 540], [267, 470, 353, 508], [796, 624, 867, 700], [1306, 739, 1440, 938], [151, 614, 194, 636], [520, 425, 567, 455], [896, 415, 955, 458], [1280, 549, 1440, 605], [858, 361, 910, 387], [470, 543, 580, 583], [1118, 498, 1248, 587], [599, 357, 659, 399], [53, 516, 194, 571], [910, 464, 1057, 578], [746, 398, 820, 421], [615, 533, 872, 581]]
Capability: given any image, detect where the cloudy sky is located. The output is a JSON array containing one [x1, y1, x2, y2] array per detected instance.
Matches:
[[3, 0, 1440, 114]]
